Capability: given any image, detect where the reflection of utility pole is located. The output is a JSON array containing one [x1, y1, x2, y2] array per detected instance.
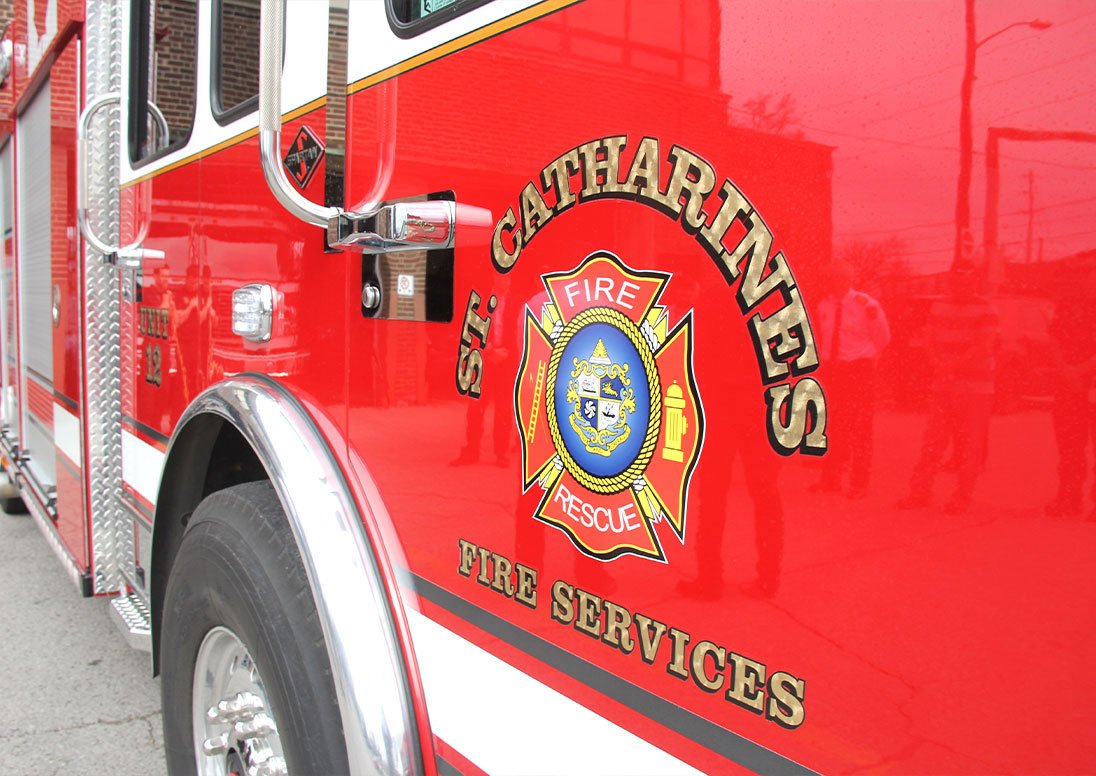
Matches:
[[1025, 170, 1035, 263], [984, 127, 1096, 279], [954, 1, 1050, 268]]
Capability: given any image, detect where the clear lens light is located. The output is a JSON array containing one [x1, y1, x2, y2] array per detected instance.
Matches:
[[232, 284, 274, 342]]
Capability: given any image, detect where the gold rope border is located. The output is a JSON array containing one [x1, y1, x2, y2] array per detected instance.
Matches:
[[545, 307, 662, 495]]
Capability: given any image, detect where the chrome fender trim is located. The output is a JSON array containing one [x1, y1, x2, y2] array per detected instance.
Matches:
[[166, 376, 420, 776]]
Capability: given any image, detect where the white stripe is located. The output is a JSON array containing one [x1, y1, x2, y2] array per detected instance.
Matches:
[[408, 609, 704, 776], [53, 403, 81, 467], [121, 430, 165, 505], [348, 0, 547, 85]]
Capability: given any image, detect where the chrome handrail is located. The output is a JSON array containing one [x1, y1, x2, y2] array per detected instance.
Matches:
[[77, 93, 166, 266], [76, 92, 122, 256], [259, 0, 340, 227]]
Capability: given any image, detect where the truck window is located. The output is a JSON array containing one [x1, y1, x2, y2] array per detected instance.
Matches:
[[386, 0, 491, 39], [129, 0, 197, 164], [212, 0, 260, 122]]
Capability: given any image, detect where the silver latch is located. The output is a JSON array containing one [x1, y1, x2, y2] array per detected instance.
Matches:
[[106, 246, 166, 271], [328, 200, 455, 253]]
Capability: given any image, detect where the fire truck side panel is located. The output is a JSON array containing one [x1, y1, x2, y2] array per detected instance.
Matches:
[[0, 0, 1093, 773], [16, 80, 58, 499], [0, 0, 92, 587], [48, 38, 85, 571], [335, 1, 1094, 774]]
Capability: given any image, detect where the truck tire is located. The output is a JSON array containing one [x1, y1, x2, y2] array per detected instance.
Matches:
[[1, 494, 27, 514], [160, 481, 349, 775]]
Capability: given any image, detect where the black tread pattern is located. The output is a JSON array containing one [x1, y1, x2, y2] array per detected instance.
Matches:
[[161, 481, 350, 776]]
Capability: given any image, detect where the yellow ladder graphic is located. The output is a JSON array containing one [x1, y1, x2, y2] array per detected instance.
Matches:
[[527, 361, 545, 442]]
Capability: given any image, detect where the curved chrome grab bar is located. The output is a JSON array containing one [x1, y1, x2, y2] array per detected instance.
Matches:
[[147, 101, 170, 148], [76, 92, 122, 256], [77, 93, 167, 266], [259, 0, 340, 227]]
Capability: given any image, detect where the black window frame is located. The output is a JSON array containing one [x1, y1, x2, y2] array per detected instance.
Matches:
[[128, 0, 198, 167], [210, 0, 263, 125], [385, 0, 493, 39]]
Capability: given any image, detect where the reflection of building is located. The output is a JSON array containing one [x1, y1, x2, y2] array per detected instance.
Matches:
[[141, 0, 260, 145], [218, 0, 260, 110]]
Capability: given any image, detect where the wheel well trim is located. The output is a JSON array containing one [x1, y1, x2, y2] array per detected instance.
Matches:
[[159, 375, 422, 776]]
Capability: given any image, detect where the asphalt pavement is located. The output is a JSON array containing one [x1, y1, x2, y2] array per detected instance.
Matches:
[[0, 506, 166, 775]]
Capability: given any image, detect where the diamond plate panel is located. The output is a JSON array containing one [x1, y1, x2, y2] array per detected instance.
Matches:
[[84, 0, 128, 595]]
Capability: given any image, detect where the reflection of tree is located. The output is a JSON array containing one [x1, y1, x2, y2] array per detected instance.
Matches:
[[739, 93, 804, 138], [835, 237, 911, 297]]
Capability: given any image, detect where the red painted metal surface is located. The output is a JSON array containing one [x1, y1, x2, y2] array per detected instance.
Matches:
[[4, 0, 1094, 771], [340, 2, 1096, 772], [118, 0, 1094, 770]]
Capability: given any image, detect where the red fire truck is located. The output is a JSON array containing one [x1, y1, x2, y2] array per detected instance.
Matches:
[[1, 0, 1094, 773]]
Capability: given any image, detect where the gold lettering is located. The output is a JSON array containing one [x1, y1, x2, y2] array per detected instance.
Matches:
[[765, 379, 828, 456], [623, 136, 663, 201], [578, 135, 628, 199], [664, 145, 716, 229], [490, 553, 515, 597], [519, 182, 553, 241], [491, 208, 522, 271], [601, 600, 635, 653], [457, 539, 476, 577], [748, 287, 817, 381], [699, 180, 750, 265], [514, 564, 538, 609], [551, 580, 575, 624], [726, 652, 767, 713], [541, 149, 581, 214], [690, 640, 727, 693], [573, 588, 603, 639], [633, 613, 668, 664], [475, 546, 492, 587], [767, 671, 807, 728], [666, 626, 691, 680]]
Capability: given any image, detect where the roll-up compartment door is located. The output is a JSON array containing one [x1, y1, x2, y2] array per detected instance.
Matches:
[[16, 78, 56, 493], [0, 143, 17, 445]]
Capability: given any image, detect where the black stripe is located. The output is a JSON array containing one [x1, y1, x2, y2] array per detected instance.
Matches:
[[26, 411, 51, 437], [435, 754, 462, 776], [121, 413, 170, 445], [52, 389, 79, 413], [411, 574, 817, 775], [25, 366, 52, 389]]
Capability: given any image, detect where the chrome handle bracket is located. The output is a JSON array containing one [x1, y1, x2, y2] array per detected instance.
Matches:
[[105, 246, 166, 270], [328, 200, 455, 254]]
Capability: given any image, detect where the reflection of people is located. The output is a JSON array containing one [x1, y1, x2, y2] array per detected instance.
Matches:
[[146, 265, 190, 414], [813, 263, 891, 498], [678, 440, 785, 599], [1045, 287, 1096, 519], [178, 266, 221, 384], [898, 260, 999, 514]]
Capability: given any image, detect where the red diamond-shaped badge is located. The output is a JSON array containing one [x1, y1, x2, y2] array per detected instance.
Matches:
[[282, 125, 325, 189]]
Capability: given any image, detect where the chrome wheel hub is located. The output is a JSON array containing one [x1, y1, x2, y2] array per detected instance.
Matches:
[[193, 626, 287, 776]]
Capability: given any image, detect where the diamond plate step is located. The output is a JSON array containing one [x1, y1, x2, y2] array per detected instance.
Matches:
[[109, 592, 151, 652]]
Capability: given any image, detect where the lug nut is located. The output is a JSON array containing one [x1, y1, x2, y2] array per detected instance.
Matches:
[[201, 733, 229, 756]]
